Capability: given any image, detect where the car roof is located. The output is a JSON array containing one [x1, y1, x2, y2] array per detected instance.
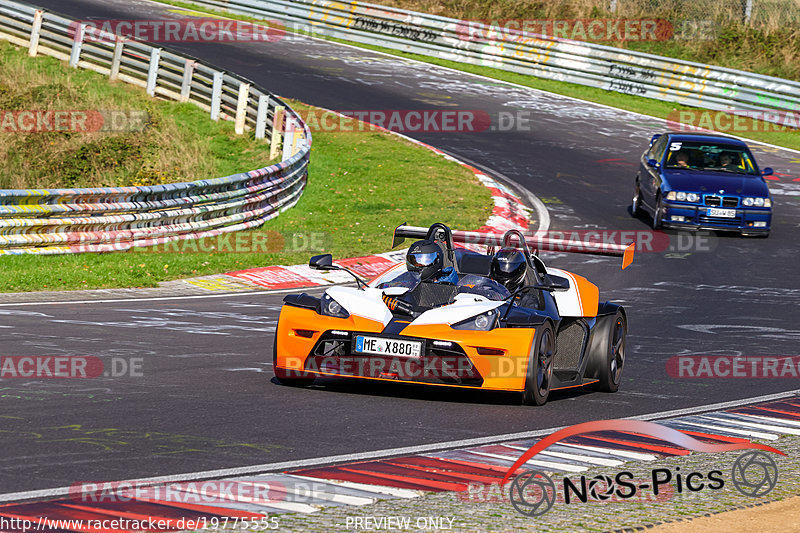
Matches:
[[662, 131, 749, 147]]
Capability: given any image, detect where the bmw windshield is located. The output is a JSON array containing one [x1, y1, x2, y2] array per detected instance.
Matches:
[[665, 141, 760, 176]]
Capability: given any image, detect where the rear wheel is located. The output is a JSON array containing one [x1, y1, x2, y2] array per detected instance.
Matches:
[[522, 323, 555, 406], [595, 311, 626, 392], [272, 337, 314, 387]]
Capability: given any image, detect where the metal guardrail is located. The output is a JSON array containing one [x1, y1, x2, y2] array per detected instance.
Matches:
[[181, 0, 800, 121], [0, 0, 311, 255]]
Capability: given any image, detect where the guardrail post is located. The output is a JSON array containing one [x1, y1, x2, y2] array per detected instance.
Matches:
[[210, 71, 224, 121], [180, 59, 196, 102], [146, 48, 161, 97], [282, 116, 297, 161], [743, 0, 754, 23], [109, 37, 124, 81], [255, 94, 269, 140], [69, 23, 84, 67], [235, 83, 250, 135], [28, 10, 43, 57], [270, 105, 285, 160]]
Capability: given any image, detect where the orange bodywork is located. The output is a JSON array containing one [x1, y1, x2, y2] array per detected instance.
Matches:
[[560, 270, 600, 317], [274, 306, 538, 391]]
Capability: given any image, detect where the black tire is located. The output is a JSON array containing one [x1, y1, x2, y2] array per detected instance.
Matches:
[[272, 336, 314, 387], [651, 194, 664, 230], [595, 311, 626, 392], [522, 323, 555, 406], [631, 182, 643, 218]]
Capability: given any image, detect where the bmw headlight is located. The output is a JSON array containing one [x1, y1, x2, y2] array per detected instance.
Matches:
[[669, 191, 699, 202], [743, 197, 770, 207], [320, 292, 350, 318], [452, 310, 498, 331]]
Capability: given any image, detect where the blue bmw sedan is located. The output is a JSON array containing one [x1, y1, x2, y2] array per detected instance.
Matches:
[[632, 132, 773, 236]]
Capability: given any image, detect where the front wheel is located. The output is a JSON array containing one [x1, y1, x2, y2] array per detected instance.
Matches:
[[522, 323, 555, 406], [651, 194, 664, 230], [594, 311, 627, 392]]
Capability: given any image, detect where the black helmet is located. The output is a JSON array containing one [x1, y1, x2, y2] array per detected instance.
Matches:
[[406, 240, 443, 281], [491, 248, 527, 291]]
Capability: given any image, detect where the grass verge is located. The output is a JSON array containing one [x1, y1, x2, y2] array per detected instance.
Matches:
[[0, 43, 492, 292], [0, 40, 274, 189]]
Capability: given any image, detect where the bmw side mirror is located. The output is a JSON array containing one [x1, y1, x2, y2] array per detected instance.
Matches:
[[647, 158, 659, 168], [762, 167, 773, 176], [309, 254, 333, 270]]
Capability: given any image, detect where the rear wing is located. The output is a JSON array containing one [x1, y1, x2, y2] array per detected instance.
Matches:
[[392, 224, 635, 270]]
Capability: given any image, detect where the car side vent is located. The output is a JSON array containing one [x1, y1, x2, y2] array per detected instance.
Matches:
[[554, 320, 587, 369]]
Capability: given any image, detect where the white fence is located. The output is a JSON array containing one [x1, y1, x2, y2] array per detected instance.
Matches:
[[0, 0, 311, 254]]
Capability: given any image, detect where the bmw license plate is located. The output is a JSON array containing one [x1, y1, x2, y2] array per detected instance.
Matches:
[[354, 336, 422, 357], [707, 208, 736, 218]]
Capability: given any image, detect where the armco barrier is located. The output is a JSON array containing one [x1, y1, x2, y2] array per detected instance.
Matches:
[[0, 1, 311, 255], [180, 0, 800, 123]]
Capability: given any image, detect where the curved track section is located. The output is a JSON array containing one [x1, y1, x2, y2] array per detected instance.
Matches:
[[1, 0, 798, 493]]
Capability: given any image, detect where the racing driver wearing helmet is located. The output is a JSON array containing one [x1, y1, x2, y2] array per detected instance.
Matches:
[[490, 248, 527, 292], [378, 239, 458, 289]]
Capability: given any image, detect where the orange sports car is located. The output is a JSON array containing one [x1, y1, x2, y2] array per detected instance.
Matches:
[[273, 223, 633, 405]]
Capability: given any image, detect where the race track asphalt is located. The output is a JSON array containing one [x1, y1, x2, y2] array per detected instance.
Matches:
[[2, 0, 799, 493]]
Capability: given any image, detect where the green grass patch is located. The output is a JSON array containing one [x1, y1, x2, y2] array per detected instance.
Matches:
[[0, 40, 274, 188], [0, 43, 491, 292]]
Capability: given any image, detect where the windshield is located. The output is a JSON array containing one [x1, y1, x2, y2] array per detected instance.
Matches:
[[664, 141, 759, 175], [376, 270, 421, 291], [456, 274, 511, 301]]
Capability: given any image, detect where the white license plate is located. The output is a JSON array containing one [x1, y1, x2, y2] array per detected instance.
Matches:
[[707, 208, 736, 218], [354, 336, 422, 357]]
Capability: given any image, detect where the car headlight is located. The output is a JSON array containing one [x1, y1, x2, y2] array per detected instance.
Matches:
[[743, 197, 770, 207], [451, 309, 498, 331], [669, 191, 699, 202], [320, 293, 350, 318]]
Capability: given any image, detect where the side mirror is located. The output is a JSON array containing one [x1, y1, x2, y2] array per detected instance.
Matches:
[[762, 167, 773, 177], [649, 134, 661, 147], [647, 158, 659, 168], [309, 254, 333, 270], [550, 277, 570, 291]]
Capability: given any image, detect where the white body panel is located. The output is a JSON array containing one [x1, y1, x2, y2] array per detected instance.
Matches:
[[545, 267, 582, 317], [410, 295, 504, 326], [325, 286, 393, 326], [326, 286, 503, 328]]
